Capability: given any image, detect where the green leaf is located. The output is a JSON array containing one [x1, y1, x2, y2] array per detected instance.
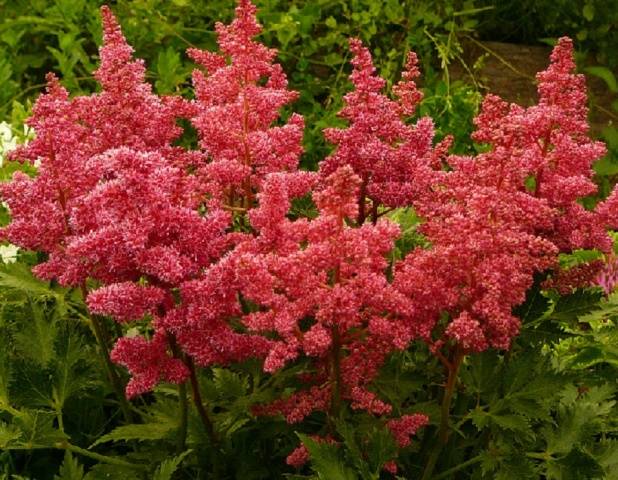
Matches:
[[0, 421, 22, 448], [385, 0, 404, 22], [366, 427, 397, 475], [547, 447, 604, 480], [51, 323, 99, 412], [582, 3, 595, 22], [585, 66, 617, 93], [154, 47, 186, 94], [297, 434, 358, 480], [11, 409, 66, 448], [550, 290, 604, 324], [0, 262, 57, 297], [91, 422, 176, 447], [489, 413, 532, 435], [496, 453, 538, 479], [577, 291, 618, 325], [0, 327, 12, 411], [597, 439, 618, 473], [470, 407, 490, 431], [212, 368, 248, 399], [13, 300, 58, 367], [54, 451, 85, 480], [325, 16, 337, 28], [152, 450, 192, 480]]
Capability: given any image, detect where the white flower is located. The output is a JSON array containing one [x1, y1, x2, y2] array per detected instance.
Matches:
[[0, 244, 19, 264], [0, 121, 17, 167]]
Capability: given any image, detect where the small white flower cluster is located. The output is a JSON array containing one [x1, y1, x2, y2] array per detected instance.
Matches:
[[0, 121, 17, 167], [0, 121, 21, 263]]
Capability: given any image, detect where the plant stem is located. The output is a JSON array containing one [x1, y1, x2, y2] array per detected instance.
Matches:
[[167, 332, 188, 453], [421, 348, 464, 480], [184, 355, 217, 445], [432, 454, 482, 480], [371, 200, 378, 225], [357, 176, 368, 225], [177, 382, 188, 453], [330, 325, 342, 419], [80, 284, 133, 423], [56, 441, 146, 470], [167, 333, 189, 452]]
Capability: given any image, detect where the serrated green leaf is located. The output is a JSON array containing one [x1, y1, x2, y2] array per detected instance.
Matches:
[[51, 323, 98, 412], [567, 346, 605, 369], [546, 402, 603, 455], [596, 439, 618, 472], [0, 421, 22, 448], [297, 434, 358, 480], [366, 427, 397, 475], [470, 407, 490, 431], [550, 290, 604, 324], [464, 350, 501, 395], [152, 450, 191, 480], [489, 413, 532, 435], [54, 451, 85, 480], [496, 453, 538, 480], [577, 291, 618, 325], [13, 300, 58, 367], [0, 262, 55, 297], [11, 409, 66, 448], [546, 447, 604, 480], [91, 422, 175, 447], [212, 368, 248, 399]]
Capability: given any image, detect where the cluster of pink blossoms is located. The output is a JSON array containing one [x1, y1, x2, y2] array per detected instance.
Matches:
[[1, 0, 616, 472], [186, 0, 304, 209], [320, 38, 445, 222], [395, 37, 618, 353]]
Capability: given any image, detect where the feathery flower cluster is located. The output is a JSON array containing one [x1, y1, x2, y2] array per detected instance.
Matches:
[[236, 166, 414, 419], [1, 6, 236, 397], [321, 39, 440, 222], [1, 6, 184, 286], [187, 0, 304, 208], [596, 255, 618, 294], [233, 166, 427, 466], [396, 37, 617, 352]]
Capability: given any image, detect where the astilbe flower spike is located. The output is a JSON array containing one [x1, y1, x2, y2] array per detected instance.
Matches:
[[231, 166, 427, 463], [1, 6, 185, 287], [1, 6, 233, 397], [472, 37, 614, 255], [396, 37, 616, 352], [188, 0, 304, 209], [320, 38, 443, 224]]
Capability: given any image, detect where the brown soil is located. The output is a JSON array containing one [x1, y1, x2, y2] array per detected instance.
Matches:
[[450, 39, 616, 133]]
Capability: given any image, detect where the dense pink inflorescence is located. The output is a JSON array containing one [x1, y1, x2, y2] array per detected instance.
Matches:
[[231, 165, 426, 461], [1, 6, 238, 395], [0, 6, 186, 286], [387, 413, 430, 448], [595, 255, 618, 294], [472, 38, 613, 254], [111, 331, 189, 398], [395, 37, 616, 352], [320, 38, 442, 221], [187, 0, 304, 208]]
